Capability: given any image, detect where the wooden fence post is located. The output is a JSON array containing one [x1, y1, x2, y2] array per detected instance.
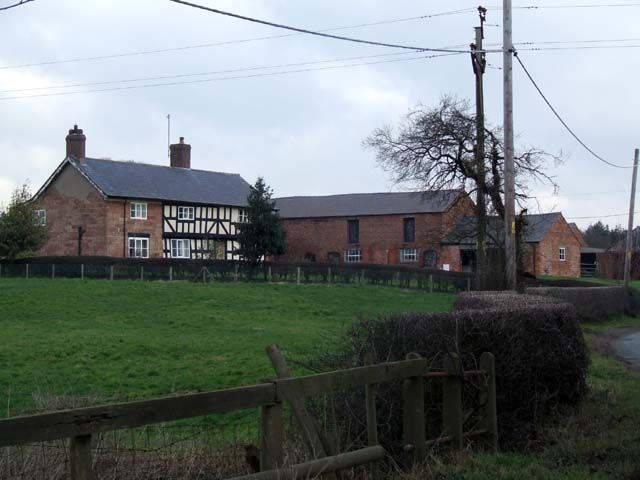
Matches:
[[365, 353, 379, 479], [109, 265, 114, 281], [429, 274, 434, 293], [443, 353, 463, 451], [80, 264, 84, 280], [0, 264, 2, 278], [25, 264, 29, 279], [267, 266, 272, 283], [140, 266, 144, 281], [52, 264, 56, 279], [403, 352, 426, 466], [260, 401, 284, 471], [169, 266, 173, 282], [70, 434, 92, 480], [234, 264, 239, 282], [467, 277, 471, 292], [296, 266, 301, 285], [480, 352, 498, 451], [327, 267, 332, 284]]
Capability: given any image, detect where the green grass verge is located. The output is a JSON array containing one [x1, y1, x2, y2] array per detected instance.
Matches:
[[0, 278, 453, 416]]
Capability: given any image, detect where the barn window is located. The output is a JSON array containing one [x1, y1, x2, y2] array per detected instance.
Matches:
[[128, 237, 149, 258], [171, 239, 191, 258], [345, 249, 362, 263], [130, 202, 147, 220], [177, 206, 194, 220], [559, 247, 566, 261], [347, 219, 359, 244], [400, 248, 418, 262], [34, 209, 46, 226], [403, 218, 415, 243]]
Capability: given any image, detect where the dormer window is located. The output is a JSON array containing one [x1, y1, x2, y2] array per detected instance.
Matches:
[[130, 202, 147, 220], [177, 206, 194, 220]]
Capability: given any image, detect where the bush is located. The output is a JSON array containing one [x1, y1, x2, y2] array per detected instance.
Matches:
[[308, 293, 588, 453], [527, 286, 638, 322]]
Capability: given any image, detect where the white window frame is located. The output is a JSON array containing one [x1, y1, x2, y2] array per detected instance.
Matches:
[[34, 209, 46, 226], [345, 249, 362, 263], [559, 247, 566, 262], [400, 248, 418, 263], [171, 239, 191, 258], [128, 237, 149, 259], [238, 209, 249, 223], [177, 206, 195, 221], [130, 202, 147, 220]]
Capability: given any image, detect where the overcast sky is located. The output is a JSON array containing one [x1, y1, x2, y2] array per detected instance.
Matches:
[[1, 0, 639, 228]]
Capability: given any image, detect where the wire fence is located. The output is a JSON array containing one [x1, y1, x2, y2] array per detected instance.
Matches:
[[0, 259, 474, 293]]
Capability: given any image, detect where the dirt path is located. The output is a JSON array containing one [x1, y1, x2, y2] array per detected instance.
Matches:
[[594, 327, 640, 373]]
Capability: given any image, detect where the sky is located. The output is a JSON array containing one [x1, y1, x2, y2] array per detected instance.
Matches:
[[0, 0, 639, 229]]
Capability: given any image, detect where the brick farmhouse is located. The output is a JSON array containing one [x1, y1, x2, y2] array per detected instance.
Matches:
[[32, 126, 252, 260], [275, 193, 582, 277]]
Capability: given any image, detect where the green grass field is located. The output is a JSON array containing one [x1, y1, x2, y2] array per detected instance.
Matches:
[[0, 278, 454, 416]]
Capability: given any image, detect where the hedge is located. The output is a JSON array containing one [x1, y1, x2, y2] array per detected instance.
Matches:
[[307, 292, 588, 453], [527, 286, 638, 323]]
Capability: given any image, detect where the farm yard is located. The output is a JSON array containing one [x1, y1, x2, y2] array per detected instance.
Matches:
[[0, 278, 454, 417]]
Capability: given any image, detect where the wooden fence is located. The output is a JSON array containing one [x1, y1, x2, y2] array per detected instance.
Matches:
[[0, 347, 496, 479], [0, 260, 474, 293]]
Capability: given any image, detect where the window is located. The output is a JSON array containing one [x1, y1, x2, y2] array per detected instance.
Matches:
[[403, 217, 415, 243], [347, 219, 359, 244], [34, 209, 46, 226], [130, 202, 147, 220], [559, 247, 566, 262], [128, 237, 149, 258], [345, 249, 362, 263], [177, 206, 194, 220], [205, 239, 225, 259], [171, 239, 191, 258], [400, 248, 418, 262], [424, 250, 437, 268], [238, 209, 249, 223]]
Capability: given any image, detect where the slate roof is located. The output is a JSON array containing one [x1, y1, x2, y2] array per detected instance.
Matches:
[[275, 191, 463, 219], [61, 157, 252, 206], [444, 213, 564, 245]]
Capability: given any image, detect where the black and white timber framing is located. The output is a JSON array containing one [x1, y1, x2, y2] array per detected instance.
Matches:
[[162, 204, 244, 260]]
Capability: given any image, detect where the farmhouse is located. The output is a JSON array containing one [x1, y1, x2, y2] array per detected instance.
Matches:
[[32, 126, 252, 259], [274, 191, 474, 269]]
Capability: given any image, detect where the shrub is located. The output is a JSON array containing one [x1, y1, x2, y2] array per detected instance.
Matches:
[[308, 293, 588, 452], [527, 286, 638, 322]]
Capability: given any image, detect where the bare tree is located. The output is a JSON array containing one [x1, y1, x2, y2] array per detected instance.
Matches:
[[364, 96, 560, 287], [0, 0, 35, 12]]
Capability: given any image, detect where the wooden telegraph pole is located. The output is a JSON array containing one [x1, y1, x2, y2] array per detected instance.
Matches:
[[624, 148, 639, 287], [472, 7, 487, 290], [503, 0, 517, 290]]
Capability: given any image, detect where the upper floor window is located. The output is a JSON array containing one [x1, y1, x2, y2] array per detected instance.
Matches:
[[177, 206, 194, 220], [400, 248, 418, 263], [130, 202, 147, 220], [171, 238, 191, 258], [345, 249, 362, 263], [238, 209, 249, 223], [348, 219, 359, 244], [559, 247, 566, 261], [128, 236, 149, 258], [34, 209, 46, 226], [403, 217, 415, 243]]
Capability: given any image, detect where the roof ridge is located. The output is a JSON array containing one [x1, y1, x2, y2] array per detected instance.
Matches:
[[276, 190, 461, 200], [81, 157, 242, 177]]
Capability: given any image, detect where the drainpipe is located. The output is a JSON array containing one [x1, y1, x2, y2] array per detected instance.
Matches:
[[122, 200, 127, 258]]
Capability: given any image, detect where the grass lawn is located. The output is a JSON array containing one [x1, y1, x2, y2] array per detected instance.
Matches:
[[0, 278, 454, 417]]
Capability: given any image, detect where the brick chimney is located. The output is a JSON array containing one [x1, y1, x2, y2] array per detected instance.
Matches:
[[170, 137, 191, 169], [66, 125, 86, 159]]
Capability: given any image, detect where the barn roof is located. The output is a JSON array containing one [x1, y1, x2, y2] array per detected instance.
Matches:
[[275, 191, 464, 219], [38, 156, 252, 207], [444, 212, 564, 245]]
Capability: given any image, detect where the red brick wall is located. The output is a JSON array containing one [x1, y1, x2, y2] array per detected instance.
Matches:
[[105, 200, 163, 258], [278, 195, 473, 268], [535, 216, 581, 277]]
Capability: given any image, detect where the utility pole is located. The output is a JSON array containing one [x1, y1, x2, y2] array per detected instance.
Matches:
[[471, 7, 487, 290], [503, 0, 517, 290], [167, 114, 171, 159], [624, 148, 639, 287]]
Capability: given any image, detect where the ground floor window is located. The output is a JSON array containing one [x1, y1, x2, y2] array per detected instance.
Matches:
[[345, 249, 362, 263], [559, 247, 566, 261], [400, 248, 418, 262], [424, 250, 437, 268], [205, 239, 225, 259], [128, 237, 149, 258], [171, 239, 191, 258]]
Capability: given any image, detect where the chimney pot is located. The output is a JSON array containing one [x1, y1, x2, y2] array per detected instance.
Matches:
[[170, 137, 191, 169], [66, 124, 86, 160]]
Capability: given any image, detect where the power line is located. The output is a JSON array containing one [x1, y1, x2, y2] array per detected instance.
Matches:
[[537, 189, 628, 197], [167, 0, 478, 54], [0, 0, 34, 11], [567, 211, 640, 220], [0, 52, 464, 101], [0, 8, 476, 71], [486, 2, 640, 10], [514, 52, 632, 169]]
